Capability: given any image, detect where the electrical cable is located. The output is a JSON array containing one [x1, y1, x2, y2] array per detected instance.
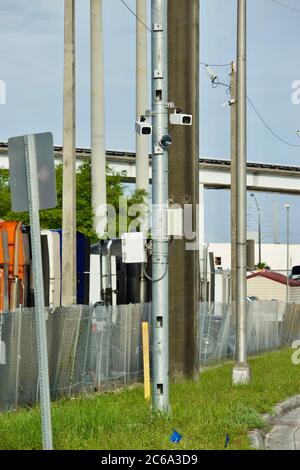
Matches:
[[247, 96, 300, 148], [142, 238, 173, 283], [203, 62, 300, 148], [211, 78, 231, 94], [212, 79, 230, 89], [121, 0, 300, 153], [201, 63, 231, 93], [200, 62, 232, 67], [120, 0, 152, 32], [142, 260, 168, 283], [269, 0, 300, 14], [203, 61, 300, 148]]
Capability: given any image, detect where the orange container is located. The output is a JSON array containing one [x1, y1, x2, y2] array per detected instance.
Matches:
[[0, 228, 9, 313], [0, 221, 25, 311]]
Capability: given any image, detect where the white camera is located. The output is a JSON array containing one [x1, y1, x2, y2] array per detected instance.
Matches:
[[170, 111, 193, 126], [135, 116, 152, 136]]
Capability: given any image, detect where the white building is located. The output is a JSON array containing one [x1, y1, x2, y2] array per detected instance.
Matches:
[[208, 242, 300, 274]]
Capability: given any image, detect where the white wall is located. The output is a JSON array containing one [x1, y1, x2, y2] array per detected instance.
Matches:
[[0, 155, 8, 168], [247, 276, 286, 301], [208, 242, 300, 273]]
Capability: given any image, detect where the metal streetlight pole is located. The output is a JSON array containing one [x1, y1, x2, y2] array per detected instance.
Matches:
[[151, 0, 169, 414], [251, 194, 262, 266], [285, 204, 290, 303], [232, 0, 251, 385]]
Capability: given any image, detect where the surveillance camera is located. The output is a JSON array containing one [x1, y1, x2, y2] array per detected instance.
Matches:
[[170, 111, 193, 126], [160, 134, 173, 150], [297, 130, 300, 138], [135, 116, 152, 136]]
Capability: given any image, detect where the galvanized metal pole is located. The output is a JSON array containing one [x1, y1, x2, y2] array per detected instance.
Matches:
[[232, 0, 251, 385], [151, 0, 169, 413], [62, 0, 77, 305], [91, 0, 107, 237], [136, 0, 149, 192], [25, 135, 53, 450]]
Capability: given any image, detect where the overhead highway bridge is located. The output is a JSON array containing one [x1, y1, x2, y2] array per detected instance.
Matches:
[[1, 142, 300, 195]]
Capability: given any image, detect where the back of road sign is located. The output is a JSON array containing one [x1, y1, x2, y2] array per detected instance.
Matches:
[[8, 132, 57, 213]]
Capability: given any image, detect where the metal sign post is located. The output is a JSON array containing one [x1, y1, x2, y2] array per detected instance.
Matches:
[[24, 135, 53, 449], [8, 132, 56, 450]]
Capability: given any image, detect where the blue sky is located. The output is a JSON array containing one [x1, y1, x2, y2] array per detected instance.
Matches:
[[1, 0, 300, 244]]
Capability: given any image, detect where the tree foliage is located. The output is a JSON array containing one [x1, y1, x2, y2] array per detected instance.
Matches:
[[255, 262, 271, 271], [0, 162, 147, 243]]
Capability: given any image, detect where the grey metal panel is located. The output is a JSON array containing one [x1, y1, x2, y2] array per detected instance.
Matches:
[[8, 132, 57, 212]]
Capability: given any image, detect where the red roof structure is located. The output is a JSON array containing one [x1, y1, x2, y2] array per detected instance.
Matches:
[[247, 270, 300, 287]]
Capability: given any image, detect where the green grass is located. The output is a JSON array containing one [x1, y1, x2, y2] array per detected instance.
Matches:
[[0, 348, 300, 450]]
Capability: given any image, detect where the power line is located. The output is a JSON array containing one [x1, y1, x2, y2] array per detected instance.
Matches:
[[201, 63, 231, 93], [120, 0, 151, 32], [270, 0, 300, 13], [247, 96, 300, 148], [201, 62, 300, 148], [200, 62, 232, 67], [212, 79, 231, 94]]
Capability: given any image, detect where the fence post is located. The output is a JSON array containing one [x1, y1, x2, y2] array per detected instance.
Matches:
[[14, 312, 22, 408]]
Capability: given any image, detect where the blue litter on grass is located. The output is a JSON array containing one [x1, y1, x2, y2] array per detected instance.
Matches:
[[225, 434, 230, 448], [170, 430, 182, 444]]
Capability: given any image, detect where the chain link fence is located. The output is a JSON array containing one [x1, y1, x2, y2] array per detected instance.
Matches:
[[199, 301, 300, 366], [1, 300, 300, 411], [0, 304, 150, 411]]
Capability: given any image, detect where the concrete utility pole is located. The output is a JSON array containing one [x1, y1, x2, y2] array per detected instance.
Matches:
[[62, 0, 77, 306], [91, 0, 107, 238], [151, 0, 169, 413], [232, 0, 251, 385], [136, 0, 149, 192], [168, 0, 199, 380], [231, 62, 237, 304]]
